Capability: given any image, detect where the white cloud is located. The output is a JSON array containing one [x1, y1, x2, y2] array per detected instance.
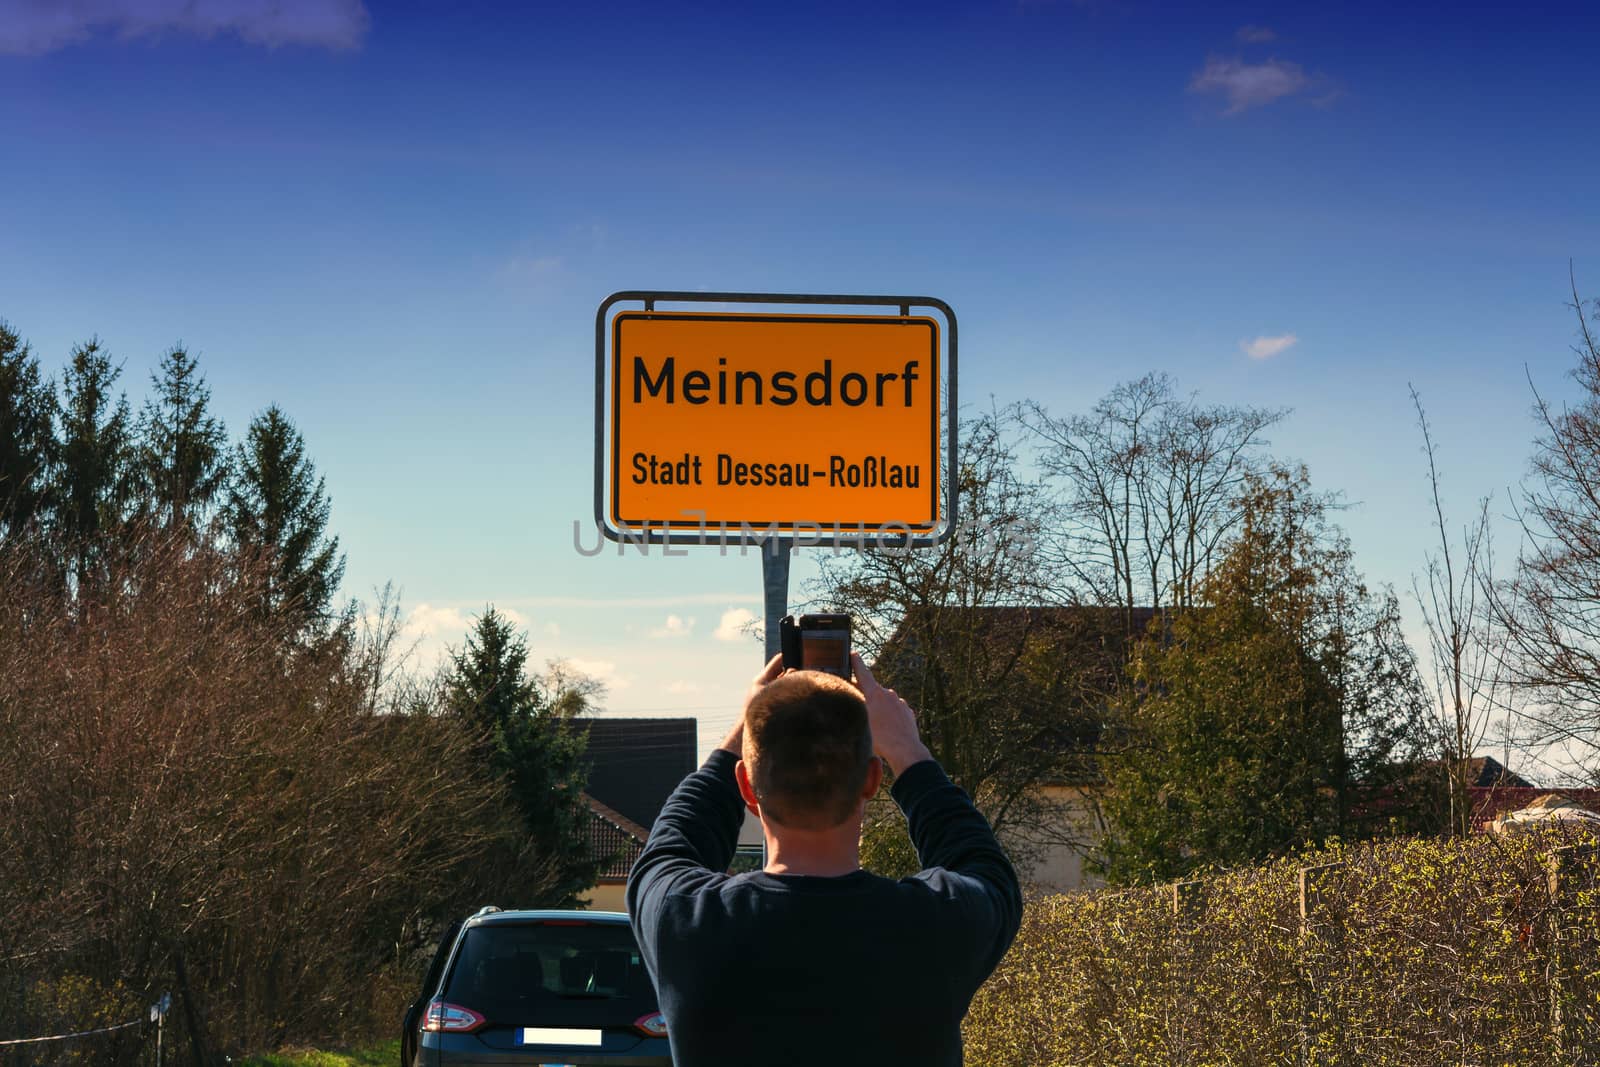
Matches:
[[382, 603, 467, 673], [1236, 25, 1277, 43], [0, 0, 370, 55], [649, 614, 696, 639], [1190, 56, 1310, 114], [1240, 333, 1299, 360], [714, 608, 759, 643], [399, 602, 467, 641], [390, 602, 538, 670], [567, 657, 632, 691], [665, 680, 705, 696], [543, 621, 561, 638], [398, 602, 529, 639]]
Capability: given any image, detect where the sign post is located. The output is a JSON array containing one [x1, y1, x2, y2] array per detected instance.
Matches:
[[761, 537, 792, 664], [149, 992, 170, 1067]]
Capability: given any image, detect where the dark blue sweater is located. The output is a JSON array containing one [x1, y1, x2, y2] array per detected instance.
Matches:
[[626, 749, 1023, 1066]]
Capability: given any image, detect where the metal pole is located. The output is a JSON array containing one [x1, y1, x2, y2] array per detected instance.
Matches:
[[762, 538, 792, 662], [758, 537, 792, 871]]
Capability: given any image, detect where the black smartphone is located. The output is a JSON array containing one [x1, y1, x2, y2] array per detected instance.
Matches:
[[779, 613, 852, 678]]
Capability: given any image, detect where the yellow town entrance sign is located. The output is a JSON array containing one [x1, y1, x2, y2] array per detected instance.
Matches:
[[594, 293, 956, 546]]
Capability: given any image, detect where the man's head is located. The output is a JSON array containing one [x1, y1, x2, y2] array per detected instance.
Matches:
[[737, 670, 877, 830]]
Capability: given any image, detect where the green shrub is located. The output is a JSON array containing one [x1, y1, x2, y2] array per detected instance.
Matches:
[[235, 1039, 400, 1066]]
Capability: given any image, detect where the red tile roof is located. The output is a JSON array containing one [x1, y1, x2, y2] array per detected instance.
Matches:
[[1470, 787, 1600, 832], [585, 792, 650, 881]]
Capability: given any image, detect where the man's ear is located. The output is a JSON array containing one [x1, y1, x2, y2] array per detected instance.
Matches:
[[735, 759, 761, 817], [860, 755, 883, 800]]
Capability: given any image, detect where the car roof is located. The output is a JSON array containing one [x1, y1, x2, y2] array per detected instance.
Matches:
[[465, 908, 630, 928]]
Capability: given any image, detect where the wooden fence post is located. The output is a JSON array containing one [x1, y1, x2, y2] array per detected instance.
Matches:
[[1548, 844, 1599, 1066], [1298, 863, 1344, 1067]]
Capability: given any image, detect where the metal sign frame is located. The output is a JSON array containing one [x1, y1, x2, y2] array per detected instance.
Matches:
[[594, 290, 958, 549]]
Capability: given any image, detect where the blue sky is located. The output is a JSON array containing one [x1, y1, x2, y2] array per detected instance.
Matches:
[[3, 0, 1599, 774]]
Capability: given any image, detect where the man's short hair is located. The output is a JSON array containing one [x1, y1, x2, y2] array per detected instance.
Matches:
[[743, 671, 874, 830]]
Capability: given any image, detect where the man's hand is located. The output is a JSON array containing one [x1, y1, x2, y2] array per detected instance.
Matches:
[[717, 653, 785, 755], [851, 652, 933, 775]]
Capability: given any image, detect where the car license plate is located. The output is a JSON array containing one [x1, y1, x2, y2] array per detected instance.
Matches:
[[520, 1027, 602, 1046]]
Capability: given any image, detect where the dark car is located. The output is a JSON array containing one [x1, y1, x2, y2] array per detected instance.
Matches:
[[401, 908, 670, 1067]]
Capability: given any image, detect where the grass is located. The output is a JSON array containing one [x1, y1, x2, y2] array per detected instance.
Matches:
[[235, 1038, 399, 1067]]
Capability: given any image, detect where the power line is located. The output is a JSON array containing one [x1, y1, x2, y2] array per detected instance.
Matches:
[[595, 704, 738, 714]]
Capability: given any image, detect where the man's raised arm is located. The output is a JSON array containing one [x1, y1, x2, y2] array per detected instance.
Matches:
[[852, 653, 1023, 977], [626, 656, 782, 970]]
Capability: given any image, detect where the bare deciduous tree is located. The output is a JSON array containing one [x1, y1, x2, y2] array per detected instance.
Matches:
[[1410, 385, 1507, 832], [812, 413, 1084, 867], [0, 528, 564, 1065], [1015, 373, 1287, 631], [1494, 276, 1600, 781]]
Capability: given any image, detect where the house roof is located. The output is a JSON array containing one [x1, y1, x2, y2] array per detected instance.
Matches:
[[1470, 787, 1600, 832], [584, 793, 650, 881], [878, 604, 1159, 787], [878, 605, 1158, 685], [577, 717, 697, 835], [882, 604, 1160, 654], [1462, 755, 1534, 789]]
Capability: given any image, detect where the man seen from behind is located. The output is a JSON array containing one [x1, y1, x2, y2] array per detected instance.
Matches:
[[626, 652, 1023, 1066]]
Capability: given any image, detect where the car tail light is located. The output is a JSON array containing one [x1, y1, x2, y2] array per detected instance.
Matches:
[[634, 1012, 668, 1038], [422, 1001, 485, 1033]]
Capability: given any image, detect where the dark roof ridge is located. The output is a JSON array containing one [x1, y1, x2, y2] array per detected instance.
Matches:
[[579, 715, 698, 724], [904, 603, 1162, 611]]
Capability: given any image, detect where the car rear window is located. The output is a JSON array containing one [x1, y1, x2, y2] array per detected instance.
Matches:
[[441, 921, 657, 1026]]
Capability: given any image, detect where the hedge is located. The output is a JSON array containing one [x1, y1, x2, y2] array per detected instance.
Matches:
[[964, 828, 1600, 1066]]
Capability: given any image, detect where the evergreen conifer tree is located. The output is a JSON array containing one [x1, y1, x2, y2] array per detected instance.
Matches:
[[55, 338, 136, 589], [138, 345, 228, 533], [0, 320, 56, 539], [1098, 467, 1432, 884], [443, 607, 598, 906], [223, 405, 344, 632]]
